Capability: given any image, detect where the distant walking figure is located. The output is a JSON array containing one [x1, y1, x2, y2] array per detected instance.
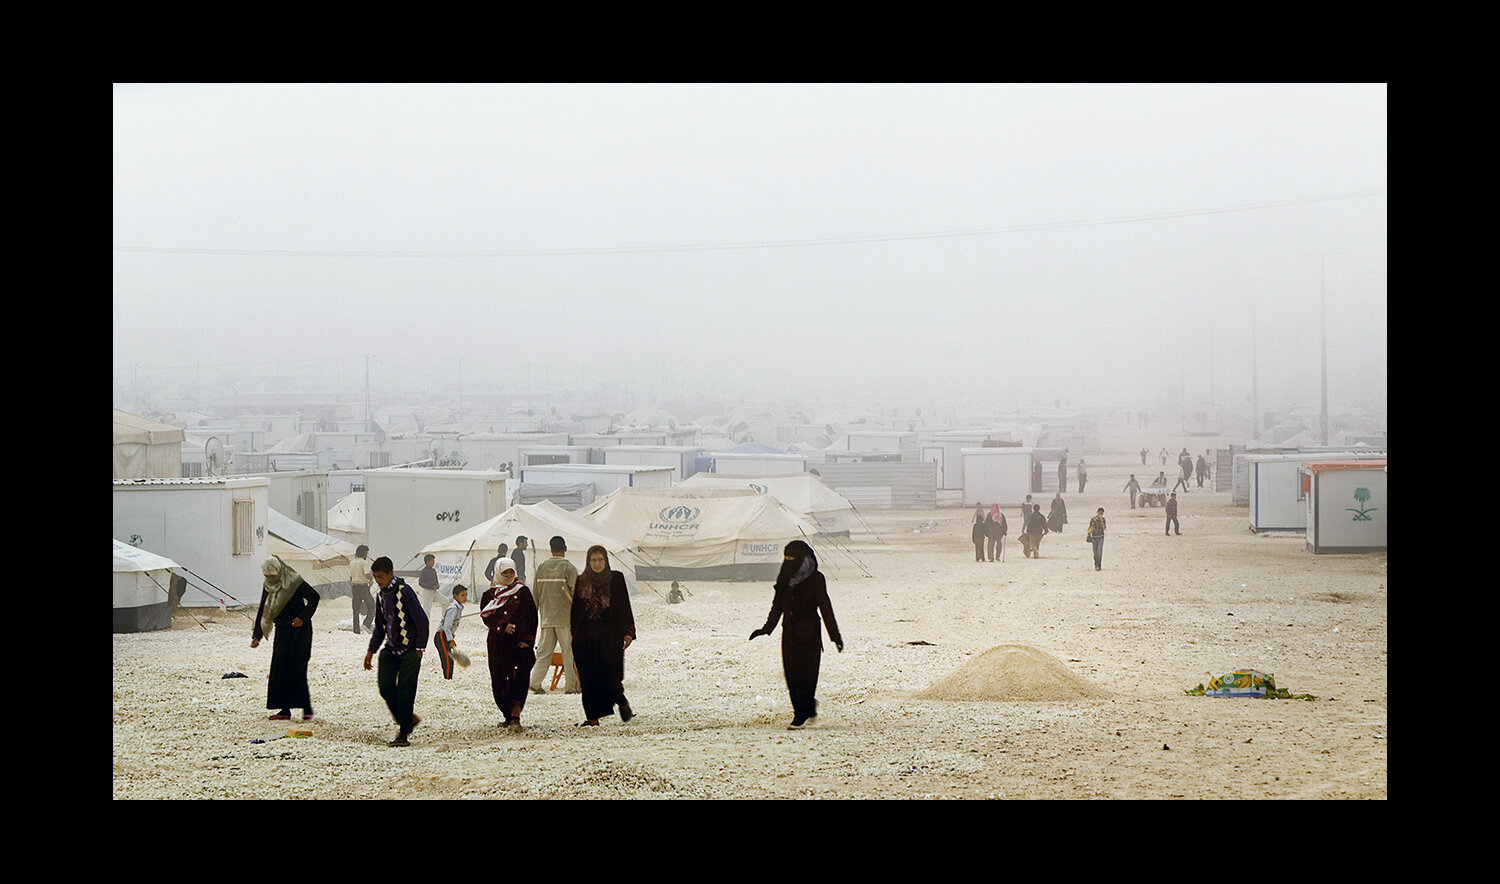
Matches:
[[1087, 508, 1107, 570], [985, 505, 1007, 562], [1172, 462, 1191, 494], [1124, 474, 1142, 509], [1166, 492, 1182, 535]]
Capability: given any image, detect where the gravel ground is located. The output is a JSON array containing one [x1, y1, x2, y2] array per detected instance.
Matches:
[[113, 435, 1387, 800]]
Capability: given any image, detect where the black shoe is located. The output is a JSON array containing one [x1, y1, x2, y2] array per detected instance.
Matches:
[[389, 733, 410, 747], [619, 703, 634, 723]]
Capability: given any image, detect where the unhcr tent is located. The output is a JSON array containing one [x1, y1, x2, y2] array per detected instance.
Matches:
[[677, 472, 856, 536], [420, 500, 641, 595], [268, 509, 357, 589], [114, 409, 185, 479], [113, 539, 179, 632], [577, 486, 820, 581]]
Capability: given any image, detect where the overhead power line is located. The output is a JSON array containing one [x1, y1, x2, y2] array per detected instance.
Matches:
[[113, 189, 1385, 259]]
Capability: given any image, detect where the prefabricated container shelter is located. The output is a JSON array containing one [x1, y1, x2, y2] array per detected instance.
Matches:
[[600, 445, 702, 481], [327, 469, 366, 501], [961, 447, 1035, 508], [1247, 452, 1366, 533], [711, 452, 809, 476], [516, 445, 602, 468], [362, 469, 511, 577], [919, 430, 1018, 491], [569, 431, 672, 447], [1304, 459, 1388, 554], [456, 432, 568, 472], [844, 430, 919, 461], [514, 482, 597, 510], [267, 470, 329, 533], [112, 476, 270, 608], [808, 460, 937, 509], [239, 451, 321, 474], [519, 463, 674, 501]]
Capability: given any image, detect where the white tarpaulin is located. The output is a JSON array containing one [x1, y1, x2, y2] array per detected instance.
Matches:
[[420, 500, 641, 595], [677, 472, 855, 536], [113, 539, 180, 632], [268, 509, 358, 587], [326, 491, 366, 545], [113, 409, 185, 479], [576, 486, 820, 581]]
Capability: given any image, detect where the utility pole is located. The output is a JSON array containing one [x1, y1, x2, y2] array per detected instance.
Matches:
[[1319, 252, 1329, 446], [364, 354, 372, 431], [1298, 251, 1336, 447], [1251, 297, 1259, 439]]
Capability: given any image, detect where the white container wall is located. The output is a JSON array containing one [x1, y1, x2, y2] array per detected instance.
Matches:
[[113, 477, 270, 608], [267, 471, 329, 532], [1305, 461, 1388, 554], [363, 469, 511, 574], [520, 463, 675, 499], [961, 448, 1035, 507]]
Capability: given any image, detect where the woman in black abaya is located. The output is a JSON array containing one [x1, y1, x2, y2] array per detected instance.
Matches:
[[570, 545, 636, 726], [251, 556, 320, 722], [749, 540, 843, 730]]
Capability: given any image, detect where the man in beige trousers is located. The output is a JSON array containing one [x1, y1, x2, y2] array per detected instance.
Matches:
[[528, 535, 581, 693]]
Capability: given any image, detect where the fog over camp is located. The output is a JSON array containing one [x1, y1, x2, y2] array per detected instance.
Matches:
[[113, 83, 1386, 419], [113, 84, 1387, 799]]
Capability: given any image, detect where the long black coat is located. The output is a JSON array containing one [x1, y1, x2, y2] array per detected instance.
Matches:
[[571, 571, 636, 720], [253, 582, 320, 711]]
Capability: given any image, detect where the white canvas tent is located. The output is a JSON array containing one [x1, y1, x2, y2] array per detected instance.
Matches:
[[677, 472, 856, 536], [268, 509, 358, 588], [577, 486, 820, 581], [326, 491, 366, 545], [420, 500, 641, 596], [114, 409, 185, 479], [113, 539, 179, 632]]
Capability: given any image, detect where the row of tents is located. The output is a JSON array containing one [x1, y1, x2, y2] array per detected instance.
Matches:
[[116, 475, 863, 632], [420, 481, 854, 595]]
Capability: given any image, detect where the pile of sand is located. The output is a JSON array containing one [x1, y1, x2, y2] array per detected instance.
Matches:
[[914, 644, 1112, 702]]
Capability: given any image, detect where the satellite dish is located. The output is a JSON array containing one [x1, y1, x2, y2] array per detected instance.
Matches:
[[205, 436, 227, 477]]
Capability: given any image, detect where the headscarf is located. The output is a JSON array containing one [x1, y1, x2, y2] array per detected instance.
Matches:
[[259, 555, 304, 636], [578, 545, 614, 620], [481, 556, 524, 616], [989, 503, 1000, 519], [776, 539, 818, 589], [489, 557, 517, 587]]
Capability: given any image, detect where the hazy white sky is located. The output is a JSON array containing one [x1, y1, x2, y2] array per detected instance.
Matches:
[[113, 83, 1386, 412]]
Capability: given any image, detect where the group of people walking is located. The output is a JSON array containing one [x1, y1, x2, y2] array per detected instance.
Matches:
[[249, 538, 842, 742], [971, 492, 1070, 561], [969, 447, 1214, 570]]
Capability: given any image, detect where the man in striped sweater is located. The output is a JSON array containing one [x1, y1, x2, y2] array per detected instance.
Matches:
[[363, 556, 430, 747]]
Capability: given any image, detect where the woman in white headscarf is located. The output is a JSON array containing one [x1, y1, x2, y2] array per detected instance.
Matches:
[[251, 556, 320, 721], [479, 557, 538, 731]]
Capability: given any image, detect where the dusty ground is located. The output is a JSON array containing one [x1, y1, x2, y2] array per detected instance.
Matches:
[[112, 424, 1387, 799]]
